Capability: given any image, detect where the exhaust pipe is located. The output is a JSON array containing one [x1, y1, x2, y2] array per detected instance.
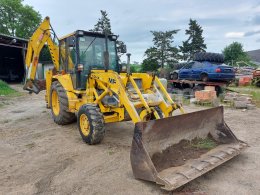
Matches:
[[126, 53, 131, 74]]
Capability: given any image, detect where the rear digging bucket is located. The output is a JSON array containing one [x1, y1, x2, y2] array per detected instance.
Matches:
[[130, 106, 247, 191]]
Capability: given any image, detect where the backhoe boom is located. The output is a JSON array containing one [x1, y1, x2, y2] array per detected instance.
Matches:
[[24, 17, 59, 94]]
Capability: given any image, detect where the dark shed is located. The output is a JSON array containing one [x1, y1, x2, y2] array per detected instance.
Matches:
[[0, 33, 28, 82]]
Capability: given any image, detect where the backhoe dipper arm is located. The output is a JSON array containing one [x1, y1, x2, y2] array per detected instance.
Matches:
[[24, 16, 59, 94]]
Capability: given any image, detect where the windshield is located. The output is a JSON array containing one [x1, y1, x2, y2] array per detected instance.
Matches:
[[78, 36, 117, 71]]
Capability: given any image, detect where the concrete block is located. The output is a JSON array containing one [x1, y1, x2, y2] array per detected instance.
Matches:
[[204, 86, 215, 91], [234, 100, 248, 109], [246, 104, 256, 110], [195, 90, 216, 101]]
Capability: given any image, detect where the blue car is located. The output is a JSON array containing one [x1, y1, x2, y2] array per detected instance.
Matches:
[[172, 61, 235, 82]]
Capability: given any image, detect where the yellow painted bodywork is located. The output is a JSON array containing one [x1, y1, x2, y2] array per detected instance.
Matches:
[[51, 90, 60, 115], [48, 70, 183, 124], [24, 17, 184, 125], [80, 113, 90, 136]]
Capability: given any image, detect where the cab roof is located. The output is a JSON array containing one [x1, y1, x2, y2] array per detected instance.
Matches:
[[59, 30, 117, 41]]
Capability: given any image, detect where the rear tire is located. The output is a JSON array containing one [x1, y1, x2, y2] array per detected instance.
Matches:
[[200, 73, 209, 82], [78, 104, 105, 145], [50, 81, 76, 125]]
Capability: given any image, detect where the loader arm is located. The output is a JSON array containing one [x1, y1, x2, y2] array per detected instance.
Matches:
[[88, 70, 184, 123]]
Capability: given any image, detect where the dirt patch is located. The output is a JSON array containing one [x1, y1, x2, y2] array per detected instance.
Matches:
[[152, 137, 218, 172], [0, 88, 260, 194], [35, 158, 74, 194]]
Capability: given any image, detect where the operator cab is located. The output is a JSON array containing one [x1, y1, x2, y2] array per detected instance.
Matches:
[[59, 30, 125, 89]]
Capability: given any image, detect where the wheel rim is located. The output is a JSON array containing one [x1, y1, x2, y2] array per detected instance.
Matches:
[[80, 114, 90, 136], [52, 90, 60, 116]]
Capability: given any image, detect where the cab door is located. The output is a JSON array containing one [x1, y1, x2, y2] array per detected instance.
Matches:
[[191, 62, 204, 80], [59, 36, 77, 88]]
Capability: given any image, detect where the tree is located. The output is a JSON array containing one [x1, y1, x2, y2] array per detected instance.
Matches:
[[144, 30, 179, 69], [222, 42, 250, 66], [90, 10, 125, 59], [91, 10, 112, 34], [0, 0, 42, 39], [141, 58, 159, 72], [39, 46, 52, 62], [180, 19, 207, 61]]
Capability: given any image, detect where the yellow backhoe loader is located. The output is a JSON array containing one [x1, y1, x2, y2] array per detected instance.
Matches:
[[24, 17, 247, 191]]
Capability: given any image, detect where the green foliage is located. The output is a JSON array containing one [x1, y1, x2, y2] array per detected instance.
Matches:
[[0, 80, 18, 96], [0, 0, 42, 39], [39, 45, 52, 62], [130, 64, 141, 73], [191, 137, 217, 150], [91, 10, 112, 34], [222, 42, 250, 66], [141, 58, 159, 72], [115, 40, 126, 59], [90, 10, 125, 60], [145, 30, 179, 68], [180, 19, 207, 61]]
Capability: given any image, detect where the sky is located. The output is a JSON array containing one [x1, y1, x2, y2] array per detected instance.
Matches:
[[23, 0, 260, 63]]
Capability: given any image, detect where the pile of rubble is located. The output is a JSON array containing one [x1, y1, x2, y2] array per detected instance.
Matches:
[[224, 92, 255, 109]]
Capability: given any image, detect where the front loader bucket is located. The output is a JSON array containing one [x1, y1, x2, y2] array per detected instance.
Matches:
[[130, 106, 247, 191]]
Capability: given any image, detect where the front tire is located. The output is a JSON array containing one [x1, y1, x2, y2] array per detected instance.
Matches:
[[50, 81, 76, 125], [78, 104, 105, 145], [171, 72, 178, 80]]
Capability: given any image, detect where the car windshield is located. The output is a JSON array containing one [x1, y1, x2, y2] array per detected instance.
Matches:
[[182, 63, 193, 69], [78, 36, 117, 71]]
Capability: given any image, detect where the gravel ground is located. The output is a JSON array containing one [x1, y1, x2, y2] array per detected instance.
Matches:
[[0, 87, 259, 195]]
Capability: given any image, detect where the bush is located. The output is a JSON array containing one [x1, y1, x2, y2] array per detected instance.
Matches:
[[130, 64, 141, 73], [141, 58, 159, 72]]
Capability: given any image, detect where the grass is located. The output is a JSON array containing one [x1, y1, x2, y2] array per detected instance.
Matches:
[[228, 85, 260, 107], [190, 137, 217, 150], [0, 80, 20, 96]]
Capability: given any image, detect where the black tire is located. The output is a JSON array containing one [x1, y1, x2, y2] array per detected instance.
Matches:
[[256, 81, 260, 88], [200, 73, 209, 82], [215, 86, 223, 96], [171, 72, 178, 80], [77, 104, 105, 145], [194, 52, 224, 63], [50, 81, 76, 125]]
